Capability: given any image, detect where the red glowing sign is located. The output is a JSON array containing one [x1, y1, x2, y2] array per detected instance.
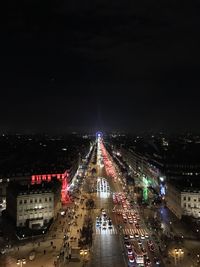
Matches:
[[31, 171, 71, 204]]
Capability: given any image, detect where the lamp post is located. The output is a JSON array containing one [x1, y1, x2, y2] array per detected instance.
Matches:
[[197, 254, 200, 266], [174, 248, 184, 265], [17, 258, 26, 267], [80, 249, 88, 267]]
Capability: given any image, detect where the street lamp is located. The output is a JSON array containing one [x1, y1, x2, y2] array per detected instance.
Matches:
[[173, 248, 184, 264], [197, 254, 200, 265], [80, 249, 88, 266], [17, 258, 26, 267]]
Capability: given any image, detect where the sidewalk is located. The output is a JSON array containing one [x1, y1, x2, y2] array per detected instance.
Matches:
[[57, 199, 92, 267]]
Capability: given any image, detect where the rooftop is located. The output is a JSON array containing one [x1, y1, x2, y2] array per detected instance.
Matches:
[[0, 134, 90, 177], [168, 177, 200, 192], [7, 179, 61, 197]]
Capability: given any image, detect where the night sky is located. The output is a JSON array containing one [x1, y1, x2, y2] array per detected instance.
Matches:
[[1, 0, 200, 133]]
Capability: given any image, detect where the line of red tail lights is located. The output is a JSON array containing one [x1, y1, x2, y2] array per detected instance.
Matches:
[[100, 140, 117, 181], [31, 171, 71, 204]]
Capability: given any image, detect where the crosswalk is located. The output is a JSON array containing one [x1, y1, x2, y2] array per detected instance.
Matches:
[[95, 226, 118, 235], [123, 228, 148, 236], [96, 208, 137, 214], [112, 209, 136, 214], [95, 226, 148, 236]]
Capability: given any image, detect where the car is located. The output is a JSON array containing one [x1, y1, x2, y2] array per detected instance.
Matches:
[[135, 223, 140, 229], [134, 233, 139, 238], [145, 257, 151, 266], [145, 233, 149, 239], [154, 257, 160, 265], [141, 234, 145, 240], [127, 248, 133, 255], [0, 248, 6, 255], [129, 234, 134, 239], [124, 235, 129, 240], [128, 215, 132, 219], [102, 209, 106, 215], [124, 241, 131, 249], [128, 255, 135, 263], [102, 222, 107, 229]]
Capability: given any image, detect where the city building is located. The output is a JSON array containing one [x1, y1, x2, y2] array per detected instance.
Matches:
[[166, 178, 200, 219], [6, 179, 61, 229], [0, 134, 91, 206]]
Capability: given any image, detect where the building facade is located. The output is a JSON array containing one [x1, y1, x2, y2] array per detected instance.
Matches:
[[166, 180, 200, 219], [6, 180, 61, 229], [181, 190, 200, 218]]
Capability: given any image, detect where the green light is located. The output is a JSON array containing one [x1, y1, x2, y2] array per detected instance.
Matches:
[[143, 187, 148, 201]]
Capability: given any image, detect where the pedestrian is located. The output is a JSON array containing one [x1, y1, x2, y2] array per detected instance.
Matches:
[[44, 249, 46, 255]]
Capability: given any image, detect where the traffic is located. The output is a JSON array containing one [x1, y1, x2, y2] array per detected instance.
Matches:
[[112, 191, 161, 267]]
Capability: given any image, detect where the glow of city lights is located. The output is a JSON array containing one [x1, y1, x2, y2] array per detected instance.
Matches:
[[99, 140, 118, 180]]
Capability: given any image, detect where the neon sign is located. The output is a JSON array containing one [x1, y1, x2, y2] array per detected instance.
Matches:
[[31, 171, 70, 204]]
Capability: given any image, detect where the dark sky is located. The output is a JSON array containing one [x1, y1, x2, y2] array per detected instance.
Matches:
[[1, 0, 200, 133]]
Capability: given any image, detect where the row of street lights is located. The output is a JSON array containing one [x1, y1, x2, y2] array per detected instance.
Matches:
[[17, 258, 26, 267], [172, 248, 184, 265], [80, 249, 88, 267]]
